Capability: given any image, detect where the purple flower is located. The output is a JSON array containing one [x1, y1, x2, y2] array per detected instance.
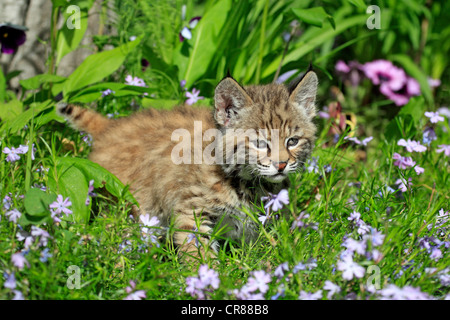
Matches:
[[101, 89, 115, 97], [5, 208, 21, 223], [185, 265, 220, 300], [427, 77, 441, 88], [422, 127, 437, 145], [4, 272, 16, 289], [125, 75, 146, 87], [380, 284, 430, 300], [139, 214, 160, 247], [185, 88, 204, 105], [49, 195, 72, 219], [347, 211, 361, 223], [397, 139, 427, 153], [298, 290, 323, 300], [85, 180, 97, 206], [123, 280, 146, 300], [179, 17, 201, 42], [274, 262, 289, 278], [363, 228, 385, 247], [0, 24, 27, 54], [337, 255, 365, 280], [424, 111, 444, 123], [436, 144, 450, 157], [186, 226, 200, 248], [335, 60, 364, 86], [342, 238, 367, 255], [276, 69, 299, 84], [392, 153, 416, 169], [11, 252, 30, 270], [344, 136, 373, 146], [395, 177, 412, 192], [245, 270, 272, 294], [380, 76, 420, 106], [323, 280, 341, 299], [39, 248, 52, 263], [3, 145, 28, 163], [261, 189, 289, 213], [16, 230, 34, 249]]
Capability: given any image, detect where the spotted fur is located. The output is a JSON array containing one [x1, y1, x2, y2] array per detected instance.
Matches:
[[57, 71, 318, 261]]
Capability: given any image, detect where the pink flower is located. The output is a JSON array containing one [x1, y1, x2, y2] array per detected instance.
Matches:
[[363, 60, 406, 91], [436, 144, 450, 157], [185, 88, 204, 105], [335, 60, 364, 86], [362, 60, 420, 106]]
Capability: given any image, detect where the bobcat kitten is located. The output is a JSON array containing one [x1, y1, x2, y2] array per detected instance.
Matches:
[[58, 70, 318, 260]]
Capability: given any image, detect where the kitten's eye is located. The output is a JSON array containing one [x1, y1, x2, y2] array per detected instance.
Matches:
[[253, 140, 268, 149], [287, 137, 299, 148]]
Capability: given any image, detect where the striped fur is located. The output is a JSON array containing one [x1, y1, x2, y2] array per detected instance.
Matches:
[[57, 71, 318, 261]]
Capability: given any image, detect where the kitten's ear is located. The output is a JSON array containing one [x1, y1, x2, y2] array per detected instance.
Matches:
[[288, 71, 318, 119], [214, 77, 253, 127]]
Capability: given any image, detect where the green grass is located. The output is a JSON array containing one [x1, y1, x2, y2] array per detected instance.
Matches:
[[0, 0, 449, 301], [0, 108, 448, 300]]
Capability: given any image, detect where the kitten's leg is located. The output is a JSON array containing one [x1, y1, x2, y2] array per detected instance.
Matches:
[[173, 213, 218, 263]]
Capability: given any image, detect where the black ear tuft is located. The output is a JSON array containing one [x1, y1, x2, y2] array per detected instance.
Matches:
[[226, 68, 232, 78], [288, 64, 314, 95], [54, 91, 64, 102]]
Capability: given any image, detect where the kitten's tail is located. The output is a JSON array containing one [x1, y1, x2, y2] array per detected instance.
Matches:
[[57, 102, 110, 138]]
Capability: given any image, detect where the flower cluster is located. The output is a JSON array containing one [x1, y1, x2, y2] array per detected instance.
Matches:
[[185, 265, 220, 299], [139, 214, 161, 248], [336, 59, 425, 106]]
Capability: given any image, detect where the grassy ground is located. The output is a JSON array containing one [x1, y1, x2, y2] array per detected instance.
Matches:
[[1, 104, 448, 300]]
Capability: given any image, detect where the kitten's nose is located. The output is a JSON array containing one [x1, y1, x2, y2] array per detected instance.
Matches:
[[274, 162, 287, 172]]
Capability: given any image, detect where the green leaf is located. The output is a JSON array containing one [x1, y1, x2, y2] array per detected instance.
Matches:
[[0, 98, 23, 129], [262, 14, 367, 78], [5, 100, 53, 133], [55, 157, 138, 206], [47, 157, 138, 223], [55, 7, 89, 66], [397, 96, 425, 125], [24, 188, 57, 216], [0, 67, 5, 103], [48, 160, 90, 223], [291, 7, 335, 29], [19, 74, 66, 91], [62, 38, 142, 96], [173, 0, 233, 87]]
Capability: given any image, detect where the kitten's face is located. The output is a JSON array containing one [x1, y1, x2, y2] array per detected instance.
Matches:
[[214, 71, 318, 183]]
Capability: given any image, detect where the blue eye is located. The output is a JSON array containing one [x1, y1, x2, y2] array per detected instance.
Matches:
[[287, 137, 299, 147]]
